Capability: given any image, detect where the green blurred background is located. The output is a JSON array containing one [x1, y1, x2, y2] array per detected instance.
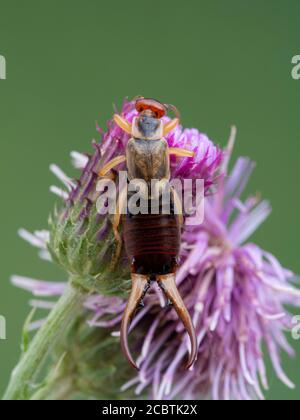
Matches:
[[0, 0, 299, 400]]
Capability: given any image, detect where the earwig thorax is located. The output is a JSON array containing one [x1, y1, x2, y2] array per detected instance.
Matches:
[[132, 115, 163, 140]]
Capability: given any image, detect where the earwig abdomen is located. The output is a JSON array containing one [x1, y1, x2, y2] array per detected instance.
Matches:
[[121, 203, 197, 370], [123, 211, 180, 276]]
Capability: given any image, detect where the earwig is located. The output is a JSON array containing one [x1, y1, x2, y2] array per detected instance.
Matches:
[[98, 97, 197, 370]]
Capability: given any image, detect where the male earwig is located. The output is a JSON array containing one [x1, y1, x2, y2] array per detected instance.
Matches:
[[98, 97, 197, 370]]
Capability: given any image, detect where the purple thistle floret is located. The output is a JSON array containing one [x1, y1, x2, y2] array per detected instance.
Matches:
[[12, 101, 300, 400], [97, 154, 300, 401]]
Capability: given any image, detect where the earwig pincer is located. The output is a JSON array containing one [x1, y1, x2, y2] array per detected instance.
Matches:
[[98, 97, 197, 370]]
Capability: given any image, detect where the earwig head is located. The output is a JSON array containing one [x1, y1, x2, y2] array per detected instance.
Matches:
[[132, 97, 166, 140], [135, 97, 167, 119], [113, 97, 180, 139]]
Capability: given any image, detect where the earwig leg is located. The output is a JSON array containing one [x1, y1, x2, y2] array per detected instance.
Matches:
[[98, 155, 126, 177], [163, 118, 180, 136], [157, 274, 197, 369], [121, 274, 150, 370], [114, 114, 132, 135], [171, 188, 184, 226], [110, 186, 128, 269], [111, 226, 122, 270], [168, 147, 195, 158]]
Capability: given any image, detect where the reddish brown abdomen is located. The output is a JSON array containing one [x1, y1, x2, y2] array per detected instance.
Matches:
[[123, 213, 181, 276]]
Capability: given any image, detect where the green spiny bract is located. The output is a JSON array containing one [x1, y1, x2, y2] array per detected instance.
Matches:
[[48, 200, 130, 297], [31, 312, 136, 400]]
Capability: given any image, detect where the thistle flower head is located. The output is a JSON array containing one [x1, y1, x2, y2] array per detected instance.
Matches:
[[116, 151, 300, 400], [12, 103, 300, 400]]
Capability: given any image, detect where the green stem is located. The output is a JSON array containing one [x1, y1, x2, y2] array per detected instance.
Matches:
[[3, 282, 86, 400], [30, 377, 74, 401]]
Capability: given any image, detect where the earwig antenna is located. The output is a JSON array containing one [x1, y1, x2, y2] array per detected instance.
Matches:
[[132, 95, 144, 102], [164, 103, 181, 121]]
